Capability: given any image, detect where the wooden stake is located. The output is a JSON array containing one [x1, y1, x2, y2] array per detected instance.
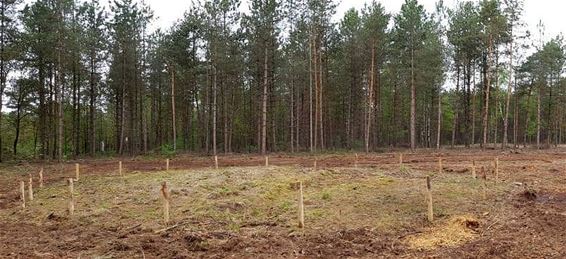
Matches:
[[298, 181, 305, 228], [161, 182, 171, 224], [471, 160, 476, 179], [438, 157, 443, 174], [265, 156, 269, 167], [494, 157, 499, 182], [68, 178, 75, 215], [119, 161, 123, 176], [28, 174, 33, 201], [399, 153, 403, 164], [214, 156, 219, 169], [20, 181, 25, 208], [166, 159, 170, 171], [482, 168, 487, 200], [75, 163, 80, 181], [313, 159, 317, 171], [39, 167, 44, 188], [355, 153, 359, 168], [426, 176, 433, 222]]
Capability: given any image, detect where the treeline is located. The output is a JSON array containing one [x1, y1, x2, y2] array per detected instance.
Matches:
[[0, 0, 565, 160]]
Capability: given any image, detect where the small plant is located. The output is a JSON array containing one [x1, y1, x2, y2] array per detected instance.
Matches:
[[160, 144, 176, 156], [321, 192, 331, 201]]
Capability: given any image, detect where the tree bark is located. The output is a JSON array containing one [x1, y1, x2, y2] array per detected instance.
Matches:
[[503, 28, 513, 149], [437, 87, 442, 150], [212, 64, 217, 155], [261, 46, 268, 155], [309, 35, 313, 152], [410, 47, 416, 151], [537, 82, 541, 149], [482, 36, 493, 149], [365, 46, 375, 153]]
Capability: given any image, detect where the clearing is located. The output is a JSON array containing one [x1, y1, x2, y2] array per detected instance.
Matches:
[[0, 149, 565, 258]]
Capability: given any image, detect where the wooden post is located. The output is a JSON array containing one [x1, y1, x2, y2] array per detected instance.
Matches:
[[265, 156, 269, 167], [20, 181, 25, 208], [68, 178, 75, 215], [166, 159, 170, 171], [39, 167, 44, 188], [399, 153, 403, 165], [426, 176, 433, 222], [119, 161, 123, 176], [355, 153, 359, 168], [494, 157, 499, 182], [482, 168, 487, 200], [214, 156, 219, 169], [438, 157, 443, 174], [298, 181, 305, 228], [471, 160, 476, 179], [28, 174, 34, 201], [313, 159, 317, 171], [161, 182, 171, 224], [75, 163, 80, 181]]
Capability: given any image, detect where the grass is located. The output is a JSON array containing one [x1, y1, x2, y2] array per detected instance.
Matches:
[[0, 164, 510, 250]]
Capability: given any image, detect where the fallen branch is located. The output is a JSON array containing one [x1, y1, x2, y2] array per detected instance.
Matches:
[[154, 223, 179, 234]]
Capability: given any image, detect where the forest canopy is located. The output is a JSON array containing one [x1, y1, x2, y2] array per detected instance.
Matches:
[[0, 0, 564, 160]]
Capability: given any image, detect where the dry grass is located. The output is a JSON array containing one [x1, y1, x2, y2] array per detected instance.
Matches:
[[0, 164, 508, 238], [405, 215, 480, 250]]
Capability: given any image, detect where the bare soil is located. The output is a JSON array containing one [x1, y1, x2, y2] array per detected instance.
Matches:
[[0, 148, 565, 258]]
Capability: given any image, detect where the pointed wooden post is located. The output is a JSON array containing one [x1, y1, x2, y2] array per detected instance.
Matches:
[[214, 156, 219, 169], [67, 178, 75, 215], [426, 176, 433, 222], [39, 167, 44, 188], [482, 168, 487, 200], [265, 156, 269, 167], [166, 159, 170, 171], [471, 160, 477, 179], [119, 161, 123, 176], [438, 157, 443, 174], [28, 174, 34, 201], [75, 163, 80, 181], [494, 157, 499, 182], [399, 153, 403, 165], [161, 182, 171, 224], [313, 159, 317, 171], [20, 181, 25, 208], [355, 153, 359, 168], [298, 181, 305, 228]]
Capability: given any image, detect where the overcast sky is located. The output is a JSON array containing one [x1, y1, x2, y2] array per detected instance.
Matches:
[[146, 0, 564, 43]]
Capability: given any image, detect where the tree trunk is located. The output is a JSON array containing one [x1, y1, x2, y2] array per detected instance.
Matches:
[[171, 66, 177, 152], [212, 64, 217, 155], [309, 35, 313, 152], [452, 65, 460, 148], [0, 0, 5, 162], [437, 87, 442, 150], [319, 47, 324, 150], [313, 38, 318, 152], [290, 74, 294, 152], [482, 37, 493, 149], [503, 29, 513, 149], [537, 83, 541, 149], [89, 50, 96, 155], [261, 47, 268, 155], [365, 46, 375, 153], [410, 48, 416, 151], [513, 78, 519, 148]]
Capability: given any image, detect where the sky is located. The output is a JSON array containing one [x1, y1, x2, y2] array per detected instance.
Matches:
[[146, 0, 565, 43]]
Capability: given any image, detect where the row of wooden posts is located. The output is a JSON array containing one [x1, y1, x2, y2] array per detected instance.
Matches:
[[20, 153, 502, 227]]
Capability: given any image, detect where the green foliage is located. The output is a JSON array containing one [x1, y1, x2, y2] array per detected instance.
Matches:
[[0, 0, 565, 161], [160, 144, 176, 156]]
